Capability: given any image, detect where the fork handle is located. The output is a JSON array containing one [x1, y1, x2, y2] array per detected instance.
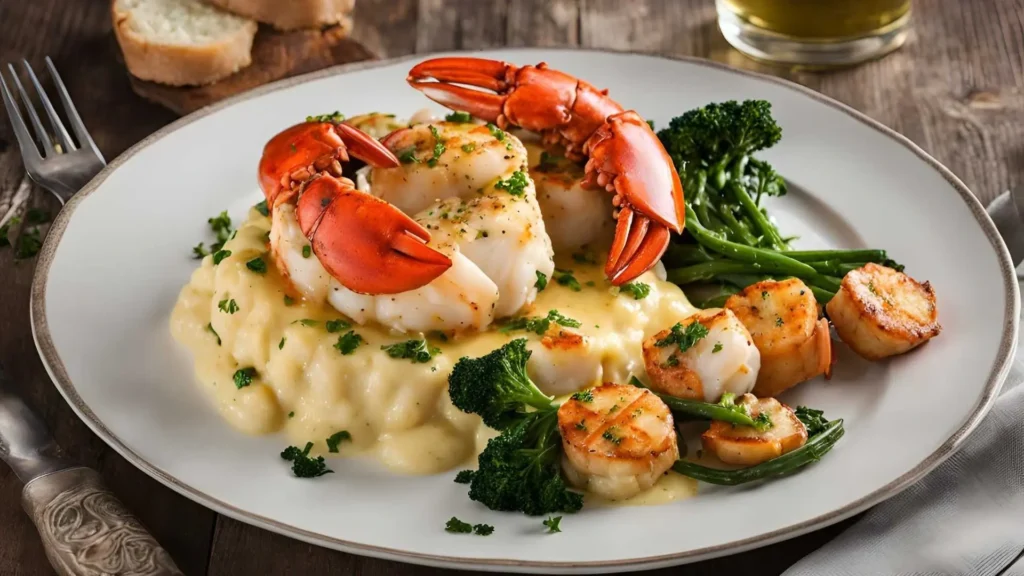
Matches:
[[22, 467, 183, 576]]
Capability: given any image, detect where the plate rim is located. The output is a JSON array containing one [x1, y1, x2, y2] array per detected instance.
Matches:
[[29, 47, 1020, 572]]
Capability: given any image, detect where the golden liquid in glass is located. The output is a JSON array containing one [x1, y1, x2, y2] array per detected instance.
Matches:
[[721, 0, 911, 40]]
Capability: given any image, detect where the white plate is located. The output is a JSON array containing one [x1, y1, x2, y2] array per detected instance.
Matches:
[[31, 49, 1018, 573]]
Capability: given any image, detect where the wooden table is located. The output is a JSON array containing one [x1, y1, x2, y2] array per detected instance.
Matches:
[[1, 0, 1021, 573]]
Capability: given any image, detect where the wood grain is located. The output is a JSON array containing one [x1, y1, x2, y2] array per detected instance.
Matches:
[[1, 0, 1023, 574]]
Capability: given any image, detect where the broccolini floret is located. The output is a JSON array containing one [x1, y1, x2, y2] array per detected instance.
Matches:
[[448, 338, 553, 430]]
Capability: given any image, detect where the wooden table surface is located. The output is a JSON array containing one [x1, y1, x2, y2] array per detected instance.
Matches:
[[1, 0, 1022, 574]]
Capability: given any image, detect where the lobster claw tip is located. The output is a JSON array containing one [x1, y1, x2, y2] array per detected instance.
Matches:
[[606, 208, 671, 285]]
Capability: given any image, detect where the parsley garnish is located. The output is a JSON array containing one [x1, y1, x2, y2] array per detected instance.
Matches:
[[494, 170, 528, 197], [279, 337, 286, 350], [486, 123, 505, 141], [326, 431, 351, 453], [655, 321, 709, 351], [302, 245, 312, 258], [334, 331, 364, 355], [281, 442, 333, 478], [218, 298, 239, 314], [397, 145, 419, 164], [499, 309, 581, 335], [427, 125, 446, 167], [543, 516, 562, 533], [297, 319, 318, 326], [795, 406, 829, 436], [192, 243, 209, 259], [233, 367, 256, 389], [553, 269, 581, 291], [207, 323, 221, 345], [602, 427, 623, 445], [212, 249, 231, 265], [306, 111, 344, 123], [254, 200, 269, 217], [445, 111, 473, 123], [534, 271, 548, 291], [461, 143, 476, 153], [325, 319, 351, 333], [284, 295, 295, 306], [381, 339, 440, 363], [445, 517, 473, 534], [207, 210, 232, 251], [571, 390, 593, 403], [619, 281, 651, 300], [712, 342, 723, 353], [761, 290, 769, 299], [246, 256, 267, 274], [454, 470, 475, 484], [473, 524, 494, 536], [775, 316, 784, 327]]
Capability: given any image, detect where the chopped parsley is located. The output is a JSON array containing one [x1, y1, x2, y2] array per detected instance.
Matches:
[[553, 269, 581, 291], [754, 411, 773, 429], [325, 319, 351, 333], [302, 245, 312, 258], [486, 123, 505, 141], [396, 145, 419, 164], [712, 342, 723, 353], [571, 390, 593, 403], [461, 143, 476, 153], [534, 271, 548, 291], [297, 318, 318, 326], [572, 252, 597, 265], [445, 517, 473, 534], [207, 210, 232, 251], [326, 430, 352, 453], [279, 337, 286, 350], [427, 125, 446, 167], [761, 290, 769, 299], [445, 111, 474, 123], [619, 281, 651, 300], [212, 249, 231, 265], [473, 524, 494, 536], [306, 111, 344, 123], [499, 309, 581, 335], [218, 298, 239, 314], [575, 421, 587, 431], [543, 516, 562, 533], [233, 367, 256, 389], [381, 339, 440, 363], [494, 170, 528, 197], [288, 411, 295, 418], [281, 442, 333, 478], [454, 470, 475, 484], [254, 200, 269, 217], [207, 323, 221, 345], [775, 316, 784, 327], [192, 242, 209, 259], [284, 295, 295, 306], [246, 256, 267, 274], [334, 331, 364, 355], [661, 355, 680, 368], [13, 225, 42, 259], [602, 427, 623, 445], [655, 321, 709, 352]]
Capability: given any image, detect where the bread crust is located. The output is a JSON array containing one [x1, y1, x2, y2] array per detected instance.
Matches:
[[112, 0, 258, 86], [204, 0, 355, 30]]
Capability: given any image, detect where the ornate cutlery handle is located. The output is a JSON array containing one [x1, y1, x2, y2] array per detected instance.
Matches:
[[21, 467, 183, 576]]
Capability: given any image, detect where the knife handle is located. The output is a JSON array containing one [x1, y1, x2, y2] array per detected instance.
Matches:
[[21, 467, 184, 576]]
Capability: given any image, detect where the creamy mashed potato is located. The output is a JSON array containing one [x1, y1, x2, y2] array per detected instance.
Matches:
[[171, 205, 698, 501]]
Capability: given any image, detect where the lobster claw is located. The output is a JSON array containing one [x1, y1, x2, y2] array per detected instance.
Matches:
[[297, 176, 452, 294]]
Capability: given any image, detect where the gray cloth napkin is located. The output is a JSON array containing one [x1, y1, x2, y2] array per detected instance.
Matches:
[[784, 193, 1024, 576]]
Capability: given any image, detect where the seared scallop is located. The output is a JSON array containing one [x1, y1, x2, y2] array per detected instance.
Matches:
[[725, 279, 831, 398], [558, 383, 679, 500], [701, 394, 807, 466], [826, 263, 940, 360], [642, 308, 760, 403]]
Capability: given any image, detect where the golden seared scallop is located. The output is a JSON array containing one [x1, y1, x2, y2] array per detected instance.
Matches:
[[826, 263, 940, 360], [557, 383, 679, 500], [642, 308, 760, 403], [725, 279, 832, 398], [701, 394, 807, 466]]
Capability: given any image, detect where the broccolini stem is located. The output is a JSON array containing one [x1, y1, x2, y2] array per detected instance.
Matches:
[[714, 202, 759, 246], [672, 419, 844, 485], [809, 285, 836, 303], [783, 249, 889, 264], [667, 260, 764, 285], [684, 206, 818, 277], [727, 180, 788, 250], [664, 243, 716, 266], [629, 377, 770, 431]]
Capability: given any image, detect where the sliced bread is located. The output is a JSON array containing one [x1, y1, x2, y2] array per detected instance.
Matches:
[[203, 0, 355, 31], [113, 0, 258, 86]]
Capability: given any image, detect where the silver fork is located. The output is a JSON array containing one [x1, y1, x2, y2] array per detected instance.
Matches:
[[0, 57, 105, 204]]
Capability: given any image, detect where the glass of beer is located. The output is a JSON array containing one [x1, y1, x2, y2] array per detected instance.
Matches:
[[717, 0, 911, 67]]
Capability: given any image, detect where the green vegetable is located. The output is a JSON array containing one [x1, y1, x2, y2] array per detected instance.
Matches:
[[712, 342, 723, 353], [218, 298, 239, 314], [326, 430, 351, 453], [279, 337, 286, 350], [445, 517, 473, 534], [499, 309, 581, 336], [454, 470, 475, 484], [297, 319, 318, 326], [672, 417, 844, 485], [246, 256, 267, 274], [543, 516, 562, 533], [795, 406, 830, 436], [486, 123, 505, 141], [325, 319, 351, 333], [284, 295, 295, 306], [448, 340, 582, 515], [619, 281, 651, 300], [494, 170, 528, 197], [212, 249, 231, 265], [334, 331, 364, 355], [281, 442, 333, 478], [629, 377, 771, 431], [397, 146, 419, 164], [254, 200, 269, 217], [552, 269, 581, 291], [207, 323, 221, 345], [534, 271, 548, 291], [427, 125, 446, 167], [302, 245, 312, 258], [207, 210, 232, 251], [233, 367, 256, 389], [570, 390, 593, 403], [473, 524, 494, 536], [381, 339, 440, 363], [306, 111, 344, 123], [192, 243, 209, 259], [655, 321, 709, 351], [445, 111, 474, 123]]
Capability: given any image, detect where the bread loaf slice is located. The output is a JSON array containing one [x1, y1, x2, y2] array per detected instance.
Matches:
[[113, 0, 258, 86], [203, 0, 355, 31]]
